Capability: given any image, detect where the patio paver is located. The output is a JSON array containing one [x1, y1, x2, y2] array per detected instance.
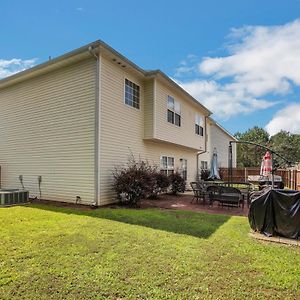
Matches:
[[141, 192, 248, 217]]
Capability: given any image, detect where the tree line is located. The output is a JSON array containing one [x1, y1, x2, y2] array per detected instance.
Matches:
[[234, 127, 300, 169]]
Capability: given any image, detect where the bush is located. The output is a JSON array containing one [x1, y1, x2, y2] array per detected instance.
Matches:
[[201, 169, 210, 181], [169, 172, 186, 195], [149, 172, 170, 198], [155, 172, 170, 191], [113, 159, 156, 207]]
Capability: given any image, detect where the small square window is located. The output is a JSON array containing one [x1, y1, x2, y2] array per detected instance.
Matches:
[[174, 101, 181, 114], [167, 157, 174, 169], [175, 113, 181, 127], [168, 110, 174, 124], [168, 96, 175, 110], [201, 161, 208, 170], [200, 126, 204, 136]]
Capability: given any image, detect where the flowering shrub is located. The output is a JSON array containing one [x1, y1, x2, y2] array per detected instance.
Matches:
[[169, 172, 186, 195], [149, 172, 170, 198], [113, 159, 155, 207]]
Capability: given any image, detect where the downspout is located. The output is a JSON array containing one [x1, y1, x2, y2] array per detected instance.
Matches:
[[89, 46, 100, 206], [197, 116, 208, 181]]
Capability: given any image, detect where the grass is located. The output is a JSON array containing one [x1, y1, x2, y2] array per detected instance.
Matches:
[[0, 205, 299, 299]]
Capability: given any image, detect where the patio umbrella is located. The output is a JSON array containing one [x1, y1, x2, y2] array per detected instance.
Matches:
[[260, 151, 272, 177], [208, 149, 221, 180], [260, 151, 275, 188]]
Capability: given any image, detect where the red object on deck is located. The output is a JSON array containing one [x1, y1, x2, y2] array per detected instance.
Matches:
[[262, 151, 272, 176]]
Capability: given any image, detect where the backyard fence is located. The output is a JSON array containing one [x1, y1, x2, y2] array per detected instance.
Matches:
[[219, 167, 300, 190]]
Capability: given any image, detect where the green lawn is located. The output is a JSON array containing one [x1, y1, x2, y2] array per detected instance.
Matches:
[[0, 205, 299, 299]]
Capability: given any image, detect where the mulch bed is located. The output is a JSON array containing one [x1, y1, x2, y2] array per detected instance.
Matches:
[[29, 193, 248, 217]]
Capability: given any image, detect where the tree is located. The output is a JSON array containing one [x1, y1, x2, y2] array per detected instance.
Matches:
[[234, 127, 300, 168], [234, 127, 269, 167], [270, 131, 300, 168]]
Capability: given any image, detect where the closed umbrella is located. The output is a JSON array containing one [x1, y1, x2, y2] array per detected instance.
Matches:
[[261, 151, 272, 177], [260, 151, 274, 188], [208, 149, 221, 180]]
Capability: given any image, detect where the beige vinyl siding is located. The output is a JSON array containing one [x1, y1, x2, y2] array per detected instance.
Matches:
[[154, 79, 206, 151], [209, 123, 236, 168], [99, 56, 199, 205], [99, 57, 146, 205], [145, 141, 198, 185], [197, 120, 211, 173], [144, 79, 154, 139], [0, 58, 96, 204]]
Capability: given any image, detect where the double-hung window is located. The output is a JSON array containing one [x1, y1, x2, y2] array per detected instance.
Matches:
[[160, 156, 174, 175], [195, 114, 204, 136], [180, 159, 187, 181], [125, 78, 140, 109], [201, 161, 208, 170], [167, 96, 181, 126]]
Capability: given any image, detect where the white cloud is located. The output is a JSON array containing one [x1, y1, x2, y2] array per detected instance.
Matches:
[[265, 103, 300, 135], [0, 58, 37, 79], [175, 20, 300, 120], [200, 20, 300, 96], [174, 54, 199, 77], [178, 79, 275, 118]]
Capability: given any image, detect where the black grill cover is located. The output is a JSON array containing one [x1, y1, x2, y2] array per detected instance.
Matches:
[[248, 189, 300, 239]]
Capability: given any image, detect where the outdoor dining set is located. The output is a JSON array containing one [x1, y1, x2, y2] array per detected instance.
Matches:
[[190, 181, 253, 209], [191, 148, 283, 210]]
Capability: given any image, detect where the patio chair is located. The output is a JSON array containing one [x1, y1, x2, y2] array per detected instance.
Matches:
[[225, 182, 252, 207], [190, 182, 205, 204], [219, 187, 244, 209], [206, 185, 221, 206]]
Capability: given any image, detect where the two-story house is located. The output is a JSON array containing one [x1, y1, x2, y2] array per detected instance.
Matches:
[[0, 40, 236, 206]]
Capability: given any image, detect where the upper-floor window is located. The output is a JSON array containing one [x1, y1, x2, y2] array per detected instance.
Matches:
[[125, 78, 140, 109], [160, 156, 174, 175], [195, 114, 204, 136], [167, 96, 181, 127]]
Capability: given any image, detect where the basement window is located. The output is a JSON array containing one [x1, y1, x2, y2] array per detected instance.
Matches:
[[125, 78, 140, 109], [167, 96, 181, 126], [195, 114, 204, 136]]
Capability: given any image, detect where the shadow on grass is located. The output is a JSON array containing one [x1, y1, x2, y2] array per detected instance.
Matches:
[[26, 204, 231, 239]]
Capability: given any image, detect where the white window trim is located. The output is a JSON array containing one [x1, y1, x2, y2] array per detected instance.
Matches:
[[160, 155, 175, 175], [200, 160, 208, 170], [167, 95, 181, 127], [180, 158, 188, 180], [124, 77, 141, 110], [195, 113, 204, 137]]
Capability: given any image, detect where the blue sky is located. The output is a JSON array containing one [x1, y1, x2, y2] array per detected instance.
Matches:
[[1, 0, 300, 135]]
